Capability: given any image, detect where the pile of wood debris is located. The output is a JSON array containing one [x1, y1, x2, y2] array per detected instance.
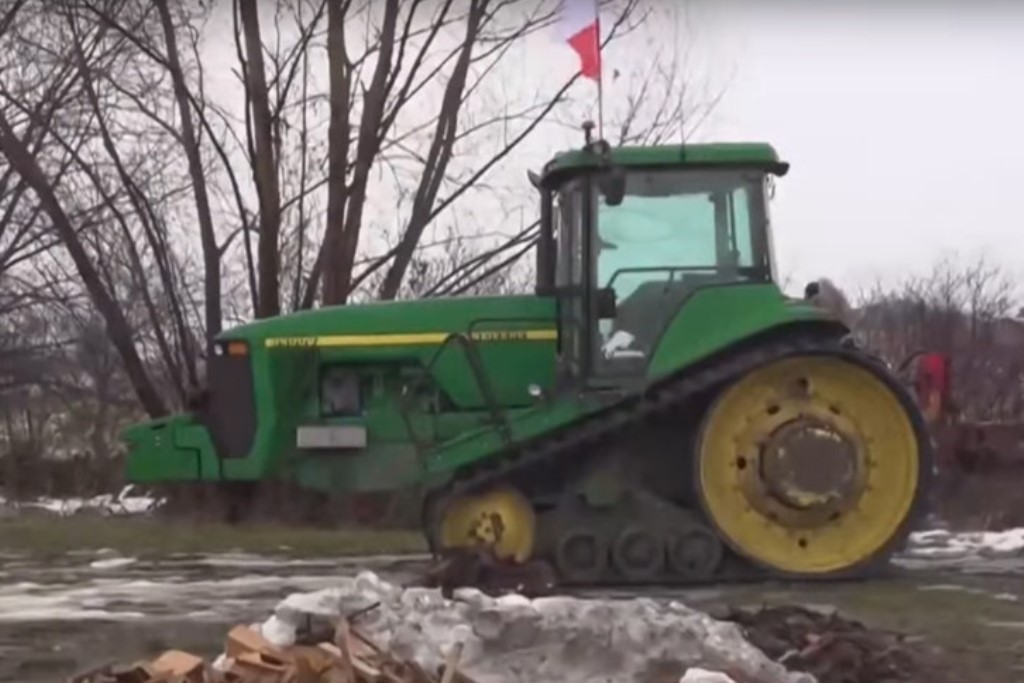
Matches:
[[68, 611, 474, 683]]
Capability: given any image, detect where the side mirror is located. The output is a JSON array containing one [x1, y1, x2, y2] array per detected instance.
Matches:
[[598, 166, 625, 206], [596, 287, 617, 319], [527, 170, 542, 190]]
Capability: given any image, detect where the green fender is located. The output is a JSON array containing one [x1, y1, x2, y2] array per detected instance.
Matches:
[[646, 284, 846, 381]]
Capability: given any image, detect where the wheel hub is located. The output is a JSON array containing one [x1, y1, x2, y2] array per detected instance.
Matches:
[[735, 402, 869, 531], [468, 511, 507, 545], [760, 417, 859, 510], [436, 487, 536, 564]]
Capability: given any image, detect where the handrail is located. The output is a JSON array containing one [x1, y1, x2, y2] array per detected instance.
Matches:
[[399, 331, 513, 455]]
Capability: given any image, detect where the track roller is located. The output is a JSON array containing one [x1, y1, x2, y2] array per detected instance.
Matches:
[[666, 522, 724, 580], [611, 525, 664, 581], [554, 527, 608, 583]]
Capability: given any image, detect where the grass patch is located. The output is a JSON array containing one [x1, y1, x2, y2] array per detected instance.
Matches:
[[0, 514, 428, 558]]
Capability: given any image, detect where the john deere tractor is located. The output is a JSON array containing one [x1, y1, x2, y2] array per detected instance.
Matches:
[[122, 133, 932, 585]]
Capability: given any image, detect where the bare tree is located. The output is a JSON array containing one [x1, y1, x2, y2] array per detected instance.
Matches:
[[0, 0, 738, 500], [152, 0, 222, 339], [236, 0, 283, 317], [292, 0, 653, 306], [854, 255, 1022, 421], [0, 1, 171, 416]]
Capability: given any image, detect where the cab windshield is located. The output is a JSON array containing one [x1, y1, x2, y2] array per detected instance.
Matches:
[[593, 168, 772, 370]]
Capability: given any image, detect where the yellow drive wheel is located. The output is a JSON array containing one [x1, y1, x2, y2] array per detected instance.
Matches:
[[437, 486, 536, 564], [695, 353, 926, 576]]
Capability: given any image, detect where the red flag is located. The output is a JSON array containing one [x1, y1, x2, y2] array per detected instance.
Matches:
[[560, 0, 601, 81]]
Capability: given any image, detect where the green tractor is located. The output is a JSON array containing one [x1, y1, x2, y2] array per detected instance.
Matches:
[[122, 133, 932, 585]]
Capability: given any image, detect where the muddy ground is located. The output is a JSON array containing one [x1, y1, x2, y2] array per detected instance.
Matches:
[[1, 548, 1022, 683], [710, 574, 1024, 683]]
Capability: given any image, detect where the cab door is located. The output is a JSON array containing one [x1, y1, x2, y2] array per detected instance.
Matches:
[[553, 179, 591, 385]]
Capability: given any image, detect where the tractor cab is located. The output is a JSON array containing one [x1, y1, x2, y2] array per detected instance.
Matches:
[[531, 130, 790, 388]]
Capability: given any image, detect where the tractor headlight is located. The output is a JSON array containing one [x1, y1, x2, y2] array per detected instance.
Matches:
[[213, 339, 249, 357]]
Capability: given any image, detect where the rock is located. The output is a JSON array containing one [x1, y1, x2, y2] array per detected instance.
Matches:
[[259, 614, 297, 647], [452, 587, 495, 610], [494, 593, 531, 608], [680, 668, 737, 683], [402, 586, 447, 612], [471, 608, 504, 640]]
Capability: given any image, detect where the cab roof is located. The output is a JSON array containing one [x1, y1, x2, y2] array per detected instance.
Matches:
[[539, 142, 789, 188]]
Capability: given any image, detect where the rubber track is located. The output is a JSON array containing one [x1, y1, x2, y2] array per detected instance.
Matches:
[[433, 329, 875, 506]]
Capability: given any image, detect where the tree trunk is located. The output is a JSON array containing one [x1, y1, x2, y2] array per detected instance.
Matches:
[[238, 0, 282, 318], [154, 0, 222, 344], [318, 0, 400, 305], [319, 0, 352, 306]]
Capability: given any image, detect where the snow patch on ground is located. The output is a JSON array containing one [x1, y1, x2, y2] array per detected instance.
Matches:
[[905, 528, 1024, 560], [253, 571, 814, 683], [89, 556, 139, 570], [0, 485, 164, 517], [0, 572, 346, 623]]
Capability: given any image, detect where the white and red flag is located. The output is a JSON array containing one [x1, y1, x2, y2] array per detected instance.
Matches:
[[559, 0, 601, 81]]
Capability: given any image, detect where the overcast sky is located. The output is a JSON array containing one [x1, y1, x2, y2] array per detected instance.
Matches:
[[691, 1, 1024, 295]]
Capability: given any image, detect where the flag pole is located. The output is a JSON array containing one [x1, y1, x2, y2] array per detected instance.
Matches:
[[595, 4, 604, 141], [561, 0, 604, 139]]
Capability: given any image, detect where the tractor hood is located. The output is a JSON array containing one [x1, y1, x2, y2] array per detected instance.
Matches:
[[217, 295, 557, 347]]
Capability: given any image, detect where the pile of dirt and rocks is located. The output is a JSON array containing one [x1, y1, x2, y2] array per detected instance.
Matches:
[[721, 605, 927, 683]]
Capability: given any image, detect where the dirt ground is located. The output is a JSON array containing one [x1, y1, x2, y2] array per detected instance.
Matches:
[[695, 571, 1024, 683], [723, 605, 950, 683], [4, 548, 1024, 682], [932, 468, 1024, 531], [6, 474, 1024, 683]]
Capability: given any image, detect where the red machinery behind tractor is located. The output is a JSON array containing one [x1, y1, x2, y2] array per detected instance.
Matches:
[[802, 277, 1022, 529], [908, 350, 1024, 476]]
